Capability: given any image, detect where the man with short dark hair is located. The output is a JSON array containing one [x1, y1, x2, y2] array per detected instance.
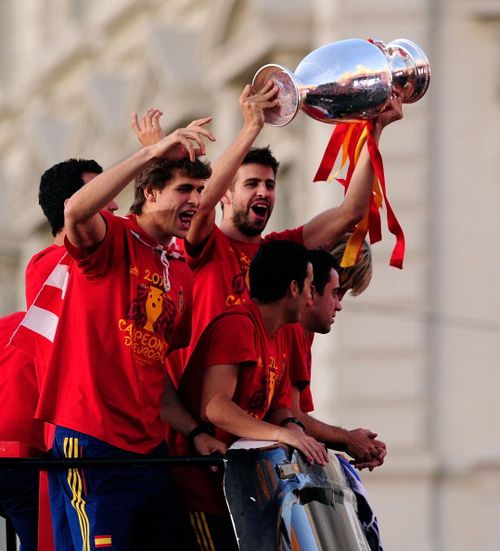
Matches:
[[1, 159, 119, 551], [287, 240, 387, 471], [174, 240, 329, 551], [27, 158, 118, 312], [133, 82, 280, 385], [38, 159, 116, 236]]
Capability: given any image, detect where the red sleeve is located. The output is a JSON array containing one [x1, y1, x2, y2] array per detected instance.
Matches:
[[263, 225, 304, 245], [183, 226, 220, 269], [64, 211, 122, 277], [204, 312, 257, 368], [176, 310, 258, 422], [298, 381, 314, 413], [25, 246, 65, 308]]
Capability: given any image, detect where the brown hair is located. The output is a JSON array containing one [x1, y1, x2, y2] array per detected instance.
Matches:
[[129, 157, 212, 215]]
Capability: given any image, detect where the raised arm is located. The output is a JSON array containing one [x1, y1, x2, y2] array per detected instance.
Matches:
[[187, 81, 278, 247], [302, 88, 404, 250], [201, 364, 328, 465], [64, 119, 214, 252]]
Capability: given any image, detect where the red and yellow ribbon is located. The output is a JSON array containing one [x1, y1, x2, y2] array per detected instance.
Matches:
[[313, 121, 405, 269]]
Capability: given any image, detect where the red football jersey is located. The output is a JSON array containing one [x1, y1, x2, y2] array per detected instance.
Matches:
[[173, 300, 291, 514], [185, 225, 303, 347], [36, 212, 193, 453]]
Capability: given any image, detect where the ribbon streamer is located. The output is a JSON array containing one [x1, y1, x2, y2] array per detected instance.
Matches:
[[313, 121, 405, 268]]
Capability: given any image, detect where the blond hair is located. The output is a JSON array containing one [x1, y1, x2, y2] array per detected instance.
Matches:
[[330, 234, 372, 296]]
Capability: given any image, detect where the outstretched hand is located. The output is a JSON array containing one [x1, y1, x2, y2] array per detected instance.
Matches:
[[149, 117, 216, 162], [132, 108, 165, 146]]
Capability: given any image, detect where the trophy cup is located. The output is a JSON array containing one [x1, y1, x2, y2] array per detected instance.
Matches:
[[252, 38, 431, 126]]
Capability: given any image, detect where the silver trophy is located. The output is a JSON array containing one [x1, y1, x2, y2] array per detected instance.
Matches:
[[252, 38, 431, 126]]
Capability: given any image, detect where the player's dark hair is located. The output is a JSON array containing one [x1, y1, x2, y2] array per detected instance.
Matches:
[[130, 157, 212, 215], [241, 146, 280, 178], [39, 158, 103, 236], [308, 249, 340, 296], [250, 240, 310, 303]]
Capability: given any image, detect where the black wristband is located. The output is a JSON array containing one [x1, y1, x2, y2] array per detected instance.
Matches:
[[187, 424, 212, 444], [279, 417, 306, 431]]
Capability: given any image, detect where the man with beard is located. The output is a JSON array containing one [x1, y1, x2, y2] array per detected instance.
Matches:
[[179, 89, 404, 368], [133, 81, 281, 384]]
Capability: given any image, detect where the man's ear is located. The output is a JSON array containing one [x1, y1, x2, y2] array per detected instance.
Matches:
[[289, 279, 298, 298], [143, 185, 157, 203], [310, 285, 317, 301], [221, 189, 232, 206]]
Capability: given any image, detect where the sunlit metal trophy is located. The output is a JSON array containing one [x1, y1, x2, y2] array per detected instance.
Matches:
[[252, 38, 431, 126]]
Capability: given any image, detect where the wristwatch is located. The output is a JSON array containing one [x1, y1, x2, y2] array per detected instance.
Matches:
[[187, 423, 213, 444], [279, 416, 306, 431]]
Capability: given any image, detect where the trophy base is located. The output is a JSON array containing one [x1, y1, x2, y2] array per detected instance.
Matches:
[[252, 64, 300, 127]]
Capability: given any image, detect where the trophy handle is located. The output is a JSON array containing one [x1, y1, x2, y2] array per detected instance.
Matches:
[[252, 64, 301, 127], [385, 39, 431, 103]]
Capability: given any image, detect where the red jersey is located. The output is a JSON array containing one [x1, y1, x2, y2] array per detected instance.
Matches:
[[174, 300, 291, 514], [0, 312, 45, 451], [36, 212, 193, 454], [281, 323, 315, 413], [166, 225, 304, 386]]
